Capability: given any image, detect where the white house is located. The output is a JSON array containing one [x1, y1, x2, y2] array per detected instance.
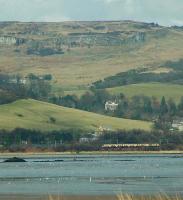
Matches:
[[8, 78, 27, 84], [105, 101, 118, 111], [0, 36, 17, 45], [171, 119, 183, 131]]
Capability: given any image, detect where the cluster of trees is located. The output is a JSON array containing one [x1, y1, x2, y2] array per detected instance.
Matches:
[[27, 41, 64, 56], [27, 47, 64, 56], [0, 128, 99, 152], [27, 73, 52, 81], [115, 95, 183, 126], [0, 128, 82, 146], [0, 88, 17, 104], [0, 73, 52, 104], [0, 74, 27, 102], [49, 89, 110, 113], [93, 69, 183, 89], [1, 128, 183, 152], [49, 89, 183, 125], [92, 59, 183, 89]]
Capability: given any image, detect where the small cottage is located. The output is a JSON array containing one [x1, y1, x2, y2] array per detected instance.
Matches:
[[171, 119, 183, 131]]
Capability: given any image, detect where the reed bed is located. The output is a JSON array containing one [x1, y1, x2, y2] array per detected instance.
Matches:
[[117, 194, 182, 200], [47, 194, 182, 200]]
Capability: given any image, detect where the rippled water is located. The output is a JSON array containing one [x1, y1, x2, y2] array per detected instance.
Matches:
[[0, 154, 182, 195]]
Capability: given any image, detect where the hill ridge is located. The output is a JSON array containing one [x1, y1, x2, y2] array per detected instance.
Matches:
[[0, 99, 152, 132]]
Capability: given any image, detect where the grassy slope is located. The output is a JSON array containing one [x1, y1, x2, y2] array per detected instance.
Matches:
[[1, 22, 183, 89], [58, 83, 183, 103], [3, 34, 183, 89], [107, 83, 183, 102], [0, 99, 152, 132]]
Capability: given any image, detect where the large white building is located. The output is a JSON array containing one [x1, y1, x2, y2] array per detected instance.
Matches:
[[105, 101, 118, 111]]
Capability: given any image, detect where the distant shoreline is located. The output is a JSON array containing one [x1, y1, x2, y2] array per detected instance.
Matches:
[[0, 194, 118, 200], [0, 150, 183, 158]]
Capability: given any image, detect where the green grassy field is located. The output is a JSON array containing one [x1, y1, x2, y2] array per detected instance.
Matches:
[[107, 83, 183, 102], [59, 83, 183, 103], [0, 99, 152, 132]]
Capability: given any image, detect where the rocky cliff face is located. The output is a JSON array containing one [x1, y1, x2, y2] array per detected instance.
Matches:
[[25, 31, 147, 52], [0, 21, 173, 54], [64, 31, 146, 47]]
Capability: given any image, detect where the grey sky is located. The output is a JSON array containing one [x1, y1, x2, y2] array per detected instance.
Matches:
[[0, 0, 183, 26]]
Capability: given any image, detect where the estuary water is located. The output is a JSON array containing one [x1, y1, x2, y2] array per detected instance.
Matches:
[[0, 154, 182, 196]]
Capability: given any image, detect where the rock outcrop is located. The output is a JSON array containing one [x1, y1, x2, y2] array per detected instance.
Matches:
[[4, 157, 27, 162], [0, 21, 172, 53]]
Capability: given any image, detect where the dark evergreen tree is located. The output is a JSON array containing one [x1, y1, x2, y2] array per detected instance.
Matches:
[[168, 98, 177, 116], [160, 96, 168, 116], [143, 96, 153, 114]]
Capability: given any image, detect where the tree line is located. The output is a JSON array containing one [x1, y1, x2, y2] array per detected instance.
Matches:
[[92, 59, 183, 89], [49, 89, 183, 128], [1, 72, 183, 131], [0, 73, 52, 104], [0, 128, 183, 152]]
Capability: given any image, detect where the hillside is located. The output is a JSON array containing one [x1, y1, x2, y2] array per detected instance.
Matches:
[[0, 21, 183, 90], [107, 83, 183, 103], [0, 99, 152, 132], [59, 82, 183, 103]]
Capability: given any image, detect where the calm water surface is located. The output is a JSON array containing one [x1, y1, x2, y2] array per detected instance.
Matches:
[[0, 154, 182, 195]]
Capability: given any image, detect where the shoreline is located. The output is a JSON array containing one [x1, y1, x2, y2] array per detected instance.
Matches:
[[0, 195, 118, 200], [0, 150, 183, 158], [0, 194, 182, 200]]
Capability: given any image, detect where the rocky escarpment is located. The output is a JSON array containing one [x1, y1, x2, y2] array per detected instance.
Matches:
[[25, 31, 146, 52], [0, 32, 146, 48], [0, 21, 174, 56], [64, 31, 146, 47]]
